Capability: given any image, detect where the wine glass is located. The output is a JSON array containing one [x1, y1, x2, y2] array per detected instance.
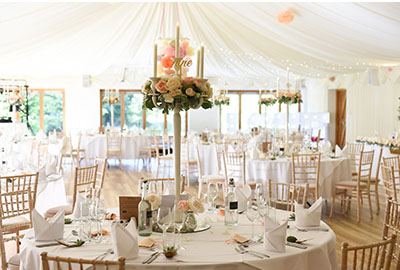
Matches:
[[207, 182, 218, 213], [95, 198, 107, 243], [157, 207, 174, 248], [246, 200, 259, 240], [173, 205, 185, 250]]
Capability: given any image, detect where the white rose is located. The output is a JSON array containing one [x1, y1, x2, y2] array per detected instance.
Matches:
[[147, 193, 161, 209], [188, 197, 205, 213], [165, 76, 182, 93], [163, 93, 174, 103]]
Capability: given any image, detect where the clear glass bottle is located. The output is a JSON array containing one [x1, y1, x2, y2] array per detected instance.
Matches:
[[224, 178, 238, 226], [138, 180, 152, 236]]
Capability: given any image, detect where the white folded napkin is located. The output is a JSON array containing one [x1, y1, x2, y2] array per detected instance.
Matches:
[[111, 218, 139, 260], [235, 184, 252, 212], [295, 197, 323, 228], [72, 192, 89, 218], [335, 145, 348, 157], [45, 157, 58, 176], [32, 208, 64, 241], [264, 216, 288, 252]]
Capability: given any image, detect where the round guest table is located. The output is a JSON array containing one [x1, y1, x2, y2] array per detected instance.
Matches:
[[20, 210, 337, 270]]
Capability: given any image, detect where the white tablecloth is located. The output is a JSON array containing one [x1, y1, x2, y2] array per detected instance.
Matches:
[[361, 143, 397, 179], [247, 157, 351, 198], [81, 135, 149, 159], [20, 210, 337, 270]]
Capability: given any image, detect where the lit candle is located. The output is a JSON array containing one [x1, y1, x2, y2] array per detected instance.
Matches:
[[153, 43, 158, 77], [200, 44, 204, 79], [175, 23, 180, 59], [196, 49, 200, 78]]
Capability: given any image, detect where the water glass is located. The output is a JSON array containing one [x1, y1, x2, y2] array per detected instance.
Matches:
[[207, 183, 218, 212], [246, 200, 259, 240], [95, 198, 107, 243], [173, 205, 185, 250]]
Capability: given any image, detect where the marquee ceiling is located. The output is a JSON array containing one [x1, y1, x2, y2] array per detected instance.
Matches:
[[0, 2, 399, 86]]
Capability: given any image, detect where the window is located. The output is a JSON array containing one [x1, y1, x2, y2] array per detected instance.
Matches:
[[100, 89, 188, 135], [20, 89, 65, 135], [221, 93, 239, 133]]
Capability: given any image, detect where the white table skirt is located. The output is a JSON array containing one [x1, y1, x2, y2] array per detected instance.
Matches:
[[20, 210, 337, 270], [81, 135, 149, 160]]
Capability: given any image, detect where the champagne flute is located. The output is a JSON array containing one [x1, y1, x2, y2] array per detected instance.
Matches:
[[246, 200, 259, 241], [157, 207, 173, 249], [95, 198, 107, 243], [173, 205, 185, 250], [207, 182, 218, 213]]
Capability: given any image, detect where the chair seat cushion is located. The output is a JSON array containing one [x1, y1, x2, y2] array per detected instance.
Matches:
[[44, 204, 73, 219], [2, 216, 30, 230], [335, 181, 367, 189], [8, 254, 20, 266]]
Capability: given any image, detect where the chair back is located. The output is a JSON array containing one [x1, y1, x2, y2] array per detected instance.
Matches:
[[382, 198, 400, 269], [95, 158, 107, 190], [41, 252, 126, 270], [106, 132, 122, 152], [195, 145, 204, 179], [381, 166, 397, 201], [374, 146, 383, 180], [0, 189, 33, 228], [348, 142, 365, 174], [356, 150, 375, 189], [213, 142, 225, 174], [340, 234, 396, 270], [72, 164, 98, 210], [222, 151, 246, 184], [0, 173, 39, 208], [268, 179, 308, 211], [383, 156, 400, 181], [153, 135, 172, 158], [291, 153, 321, 199]]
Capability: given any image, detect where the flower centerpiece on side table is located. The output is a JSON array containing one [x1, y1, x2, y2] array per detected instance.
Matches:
[[277, 69, 302, 143], [142, 24, 213, 208], [259, 90, 277, 129], [214, 89, 230, 134]]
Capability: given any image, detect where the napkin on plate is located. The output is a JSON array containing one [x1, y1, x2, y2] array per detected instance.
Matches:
[[295, 197, 323, 228], [72, 192, 89, 218], [335, 145, 348, 157], [235, 184, 252, 212], [32, 208, 64, 241], [111, 218, 139, 260], [264, 216, 288, 252]]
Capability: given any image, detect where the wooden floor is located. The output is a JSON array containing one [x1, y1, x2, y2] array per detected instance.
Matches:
[[63, 159, 388, 266]]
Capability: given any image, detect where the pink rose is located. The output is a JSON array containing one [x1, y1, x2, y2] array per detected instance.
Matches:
[[163, 45, 175, 57], [156, 80, 167, 93], [185, 88, 195, 97], [194, 80, 202, 88], [177, 200, 190, 212], [179, 45, 187, 58], [182, 77, 194, 85], [277, 10, 294, 24], [287, 92, 293, 98]]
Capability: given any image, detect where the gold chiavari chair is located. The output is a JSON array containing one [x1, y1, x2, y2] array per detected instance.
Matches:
[[383, 156, 400, 182], [137, 135, 157, 167], [331, 150, 374, 222], [348, 142, 365, 177], [291, 153, 321, 201], [0, 173, 39, 209], [70, 133, 86, 168], [44, 164, 98, 218], [154, 135, 173, 178], [213, 142, 225, 176], [41, 252, 126, 270], [181, 139, 199, 188], [340, 234, 396, 270], [382, 198, 400, 269], [196, 145, 225, 198], [268, 179, 309, 212], [366, 146, 383, 214], [95, 158, 107, 195], [106, 132, 122, 169], [381, 166, 398, 201], [0, 189, 33, 255], [222, 151, 246, 185]]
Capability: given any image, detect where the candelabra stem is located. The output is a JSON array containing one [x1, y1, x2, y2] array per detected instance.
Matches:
[[173, 107, 181, 205], [218, 105, 222, 134], [286, 104, 289, 143]]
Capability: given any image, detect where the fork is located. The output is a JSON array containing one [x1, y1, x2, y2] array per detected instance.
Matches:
[[142, 252, 159, 264], [94, 249, 113, 260], [235, 247, 264, 259], [238, 245, 270, 258]]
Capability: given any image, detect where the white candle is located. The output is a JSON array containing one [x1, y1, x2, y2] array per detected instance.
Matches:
[[175, 23, 180, 59], [200, 44, 204, 79], [153, 43, 158, 77], [196, 49, 200, 78], [277, 77, 280, 91], [259, 88, 262, 97]]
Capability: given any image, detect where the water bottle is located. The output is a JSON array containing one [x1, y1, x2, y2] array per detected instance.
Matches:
[[138, 180, 152, 236], [224, 178, 238, 226]]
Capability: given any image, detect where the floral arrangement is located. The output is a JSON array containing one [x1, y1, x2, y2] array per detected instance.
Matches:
[[260, 97, 277, 107], [147, 193, 161, 209], [214, 94, 230, 106], [102, 96, 119, 105], [277, 90, 302, 105], [355, 136, 400, 148], [177, 198, 205, 214], [157, 38, 195, 77], [142, 76, 213, 114]]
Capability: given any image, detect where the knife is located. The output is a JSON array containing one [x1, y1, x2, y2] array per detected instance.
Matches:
[[36, 242, 61, 248], [286, 242, 308, 249], [146, 252, 161, 264]]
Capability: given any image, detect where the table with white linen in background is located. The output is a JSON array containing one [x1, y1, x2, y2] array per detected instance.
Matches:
[[81, 134, 149, 160], [20, 209, 337, 270], [247, 157, 351, 199], [361, 143, 396, 180]]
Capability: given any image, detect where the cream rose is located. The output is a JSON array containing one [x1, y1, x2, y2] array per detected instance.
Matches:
[[163, 93, 174, 103], [170, 88, 182, 97], [188, 198, 205, 213], [185, 88, 195, 97], [147, 193, 161, 209], [166, 76, 182, 92]]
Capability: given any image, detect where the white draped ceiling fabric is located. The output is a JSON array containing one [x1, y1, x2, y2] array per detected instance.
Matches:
[[0, 2, 399, 84]]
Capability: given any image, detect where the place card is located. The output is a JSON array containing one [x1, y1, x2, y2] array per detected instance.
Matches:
[[119, 196, 141, 225]]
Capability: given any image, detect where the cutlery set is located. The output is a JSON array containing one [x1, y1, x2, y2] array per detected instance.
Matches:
[[142, 251, 161, 264]]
